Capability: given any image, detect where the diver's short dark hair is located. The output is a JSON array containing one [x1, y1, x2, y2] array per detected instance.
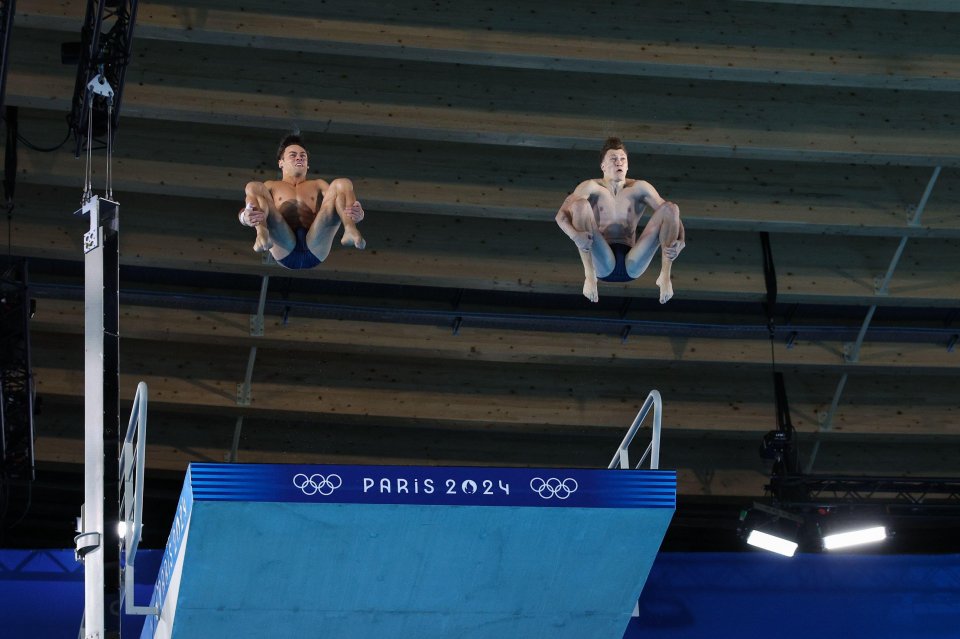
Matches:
[[599, 137, 627, 163], [277, 133, 308, 162]]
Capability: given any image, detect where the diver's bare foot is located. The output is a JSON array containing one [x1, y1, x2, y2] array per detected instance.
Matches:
[[253, 226, 273, 253], [340, 229, 367, 250], [340, 201, 366, 249], [656, 273, 673, 304], [583, 278, 599, 303]]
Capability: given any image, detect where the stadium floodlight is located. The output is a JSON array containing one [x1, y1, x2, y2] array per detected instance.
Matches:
[[822, 526, 886, 550], [746, 529, 798, 557]]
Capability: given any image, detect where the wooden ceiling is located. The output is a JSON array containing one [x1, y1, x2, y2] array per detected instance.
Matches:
[[3, 0, 959, 549]]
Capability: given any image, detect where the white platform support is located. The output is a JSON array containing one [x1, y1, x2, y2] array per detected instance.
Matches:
[[76, 195, 122, 639]]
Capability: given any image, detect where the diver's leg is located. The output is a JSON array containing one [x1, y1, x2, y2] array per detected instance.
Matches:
[[568, 198, 615, 303], [244, 181, 296, 261], [626, 201, 681, 304]]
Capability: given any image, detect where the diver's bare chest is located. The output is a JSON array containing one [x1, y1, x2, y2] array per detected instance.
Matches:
[[272, 184, 320, 210], [594, 191, 639, 220]]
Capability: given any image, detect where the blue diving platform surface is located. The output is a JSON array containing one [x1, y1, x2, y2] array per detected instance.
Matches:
[[140, 463, 675, 639]]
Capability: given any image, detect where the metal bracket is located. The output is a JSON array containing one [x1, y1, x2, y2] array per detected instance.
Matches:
[[905, 204, 916, 223], [77, 196, 102, 253], [752, 501, 805, 524], [249, 314, 264, 337], [841, 342, 853, 361], [86, 73, 115, 99], [74, 531, 100, 560], [236, 383, 252, 407], [83, 228, 99, 254], [873, 275, 890, 296]]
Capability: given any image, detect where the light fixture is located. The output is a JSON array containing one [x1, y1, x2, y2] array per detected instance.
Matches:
[[117, 521, 128, 540], [746, 529, 798, 557], [740, 502, 804, 557], [822, 525, 886, 550]]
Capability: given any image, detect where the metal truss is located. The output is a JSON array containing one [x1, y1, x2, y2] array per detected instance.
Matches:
[[769, 474, 960, 509], [0, 259, 34, 482], [66, 0, 139, 157]]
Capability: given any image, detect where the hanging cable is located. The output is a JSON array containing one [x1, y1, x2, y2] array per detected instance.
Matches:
[[17, 129, 71, 153], [4, 106, 15, 263], [81, 70, 117, 204], [83, 86, 94, 205], [759, 230, 779, 372], [106, 96, 113, 200]]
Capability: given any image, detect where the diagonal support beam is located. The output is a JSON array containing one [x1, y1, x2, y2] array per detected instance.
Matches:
[[230, 275, 270, 462], [810, 167, 941, 474], [846, 166, 941, 364]]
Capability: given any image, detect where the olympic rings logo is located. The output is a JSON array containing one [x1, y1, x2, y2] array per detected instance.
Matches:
[[529, 477, 578, 500], [292, 473, 343, 496]]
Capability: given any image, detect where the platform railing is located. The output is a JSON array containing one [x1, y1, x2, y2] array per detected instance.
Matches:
[[608, 390, 663, 470], [119, 381, 158, 615]]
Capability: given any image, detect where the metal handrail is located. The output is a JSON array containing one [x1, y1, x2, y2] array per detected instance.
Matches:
[[608, 390, 663, 470], [119, 381, 158, 616]]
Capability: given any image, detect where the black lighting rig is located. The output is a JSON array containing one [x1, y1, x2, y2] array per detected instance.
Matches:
[[743, 366, 960, 553], [0, 260, 35, 512], [64, 0, 139, 157], [738, 232, 960, 553]]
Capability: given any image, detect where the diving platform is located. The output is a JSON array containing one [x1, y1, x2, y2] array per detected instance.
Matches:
[[139, 463, 675, 639]]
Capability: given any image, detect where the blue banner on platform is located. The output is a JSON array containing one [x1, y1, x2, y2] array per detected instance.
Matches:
[[189, 464, 675, 509]]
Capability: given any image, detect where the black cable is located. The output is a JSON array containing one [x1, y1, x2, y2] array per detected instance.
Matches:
[[769, 332, 776, 374], [16, 129, 71, 153], [5, 480, 33, 530], [0, 472, 9, 525], [0, 112, 72, 153]]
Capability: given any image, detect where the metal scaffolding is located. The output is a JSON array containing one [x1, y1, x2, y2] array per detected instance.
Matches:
[[0, 260, 34, 483]]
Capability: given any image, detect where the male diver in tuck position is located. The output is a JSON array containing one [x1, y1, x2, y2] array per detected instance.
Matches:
[[238, 133, 366, 269], [555, 137, 685, 303]]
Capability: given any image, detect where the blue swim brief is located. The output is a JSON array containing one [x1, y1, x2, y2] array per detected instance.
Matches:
[[598, 242, 634, 283], [277, 227, 322, 270]]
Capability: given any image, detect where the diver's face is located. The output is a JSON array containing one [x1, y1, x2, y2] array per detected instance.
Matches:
[[601, 149, 628, 181], [279, 145, 309, 177]]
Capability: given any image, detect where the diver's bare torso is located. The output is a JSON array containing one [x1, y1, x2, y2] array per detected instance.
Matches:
[[264, 178, 328, 230], [582, 178, 657, 244]]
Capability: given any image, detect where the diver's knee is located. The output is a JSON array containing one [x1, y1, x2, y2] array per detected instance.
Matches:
[[569, 198, 597, 227], [569, 197, 591, 213], [245, 180, 266, 196], [659, 201, 680, 220], [330, 177, 355, 193]]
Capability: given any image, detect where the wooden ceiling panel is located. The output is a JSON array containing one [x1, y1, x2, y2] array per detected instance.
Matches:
[[3, 0, 959, 549]]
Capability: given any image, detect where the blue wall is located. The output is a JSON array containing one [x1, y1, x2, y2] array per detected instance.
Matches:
[[628, 553, 960, 639], [2, 550, 958, 639], [0, 549, 161, 639]]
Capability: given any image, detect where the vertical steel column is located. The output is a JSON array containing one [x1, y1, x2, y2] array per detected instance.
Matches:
[[80, 195, 121, 638]]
